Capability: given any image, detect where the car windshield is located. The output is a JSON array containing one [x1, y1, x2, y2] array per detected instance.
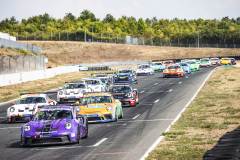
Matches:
[[118, 70, 132, 73], [65, 83, 85, 89], [222, 58, 229, 60], [84, 80, 100, 85], [138, 65, 150, 68], [108, 86, 131, 92], [81, 96, 112, 104], [100, 78, 109, 83], [17, 97, 46, 104], [190, 62, 196, 64], [180, 63, 188, 66], [167, 65, 180, 69], [33, 109, 72, 120], [165, 61, 172, 64], [152, 63, 162, 65], [211, 58, 219, 60]]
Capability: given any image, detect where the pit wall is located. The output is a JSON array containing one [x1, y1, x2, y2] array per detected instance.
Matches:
[[0, 66, 78, 87]]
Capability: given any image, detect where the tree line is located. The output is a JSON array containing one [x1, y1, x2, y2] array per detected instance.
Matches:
[[0, 10, 240, 41]]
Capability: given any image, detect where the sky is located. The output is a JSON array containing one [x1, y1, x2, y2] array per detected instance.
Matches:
[[0, 0, 240, 22]]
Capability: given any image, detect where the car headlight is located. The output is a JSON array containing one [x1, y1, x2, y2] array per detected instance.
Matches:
[[10, 107, 15, 112], [76, 107, 81, 112], [65, 122, 72, 129], [106, 105, 113, 111], [130, 74, 133, 76], [125, 93, 132, 97], [24, 124, 31, 132], [59, 91, 63, 95]]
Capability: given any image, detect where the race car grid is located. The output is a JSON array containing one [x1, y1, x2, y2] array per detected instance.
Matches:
[[0, 66, 217, 160]]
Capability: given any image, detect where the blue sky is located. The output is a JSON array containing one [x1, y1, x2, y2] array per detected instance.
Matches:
[[0, 0, 239, 21]]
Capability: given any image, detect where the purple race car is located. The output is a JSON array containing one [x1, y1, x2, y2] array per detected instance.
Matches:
[[21, 106, 88, 146]]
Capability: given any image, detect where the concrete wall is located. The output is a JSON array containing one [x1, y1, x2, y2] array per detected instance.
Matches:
[[0, 66, 78, 87]]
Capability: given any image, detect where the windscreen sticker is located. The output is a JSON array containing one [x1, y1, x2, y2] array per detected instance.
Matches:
[[37, 111, 44, 115], [65, 84, 70, 87], [19, 97, 27, 101]]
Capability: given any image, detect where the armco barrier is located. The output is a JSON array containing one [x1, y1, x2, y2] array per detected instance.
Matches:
[[0, 66, 78, 87]]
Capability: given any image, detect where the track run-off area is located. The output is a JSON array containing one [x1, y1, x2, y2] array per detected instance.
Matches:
[[0, 67, 216, 160]]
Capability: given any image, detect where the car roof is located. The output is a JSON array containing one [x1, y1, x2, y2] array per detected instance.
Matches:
[[40, 106, 73, 110], [82, 78, 101, 81], [20, 94, 46, 98], [84, 93, 112, 96]]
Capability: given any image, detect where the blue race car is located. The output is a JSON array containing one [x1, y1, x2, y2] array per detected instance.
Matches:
[[114, 68, 137, 83], [149, 62, 166, 72], [21, 106, 88, 146], [177, 62, 191, 74]]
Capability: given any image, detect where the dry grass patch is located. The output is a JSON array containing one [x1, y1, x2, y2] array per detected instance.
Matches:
[[19, 41, 240, 68], [147, 67, 240, 160]]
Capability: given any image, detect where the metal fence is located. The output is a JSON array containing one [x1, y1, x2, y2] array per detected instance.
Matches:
[[0, 55, 45, 75], [0, 38, 42, 53]]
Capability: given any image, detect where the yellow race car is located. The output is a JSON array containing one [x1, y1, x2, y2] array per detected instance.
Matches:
[[221, 58, 231, 65], [76, 93, 123, 123]]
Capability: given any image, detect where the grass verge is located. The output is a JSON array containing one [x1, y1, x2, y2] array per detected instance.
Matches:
[[0, 70, 114, 103], [146, 67, 240, 160]]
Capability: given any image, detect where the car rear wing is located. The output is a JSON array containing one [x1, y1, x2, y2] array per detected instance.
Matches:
[[65, 81, 84, 84], [20, 92, 57, 96]]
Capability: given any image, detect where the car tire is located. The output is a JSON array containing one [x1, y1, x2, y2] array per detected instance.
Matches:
[[76, 126, 80, 143], [114, 111, 118, 122], [136, 97, 139, 104], [119, 108, 123, 119], [82, 120, 88, 138]]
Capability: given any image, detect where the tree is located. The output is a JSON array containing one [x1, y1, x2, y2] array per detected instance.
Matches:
[[65, 13, 76, 21], [79, 10, 96, 22], [103, 14, 115, 23], [138, 18, 146, 34], [10, 16, 18, 25]]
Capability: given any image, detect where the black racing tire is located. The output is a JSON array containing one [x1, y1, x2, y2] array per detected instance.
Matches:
[[119, 108, 123, 119], [76, 126, 80, 143], [114, 111, 118, 122], [136, 97, 139, 104], [82, 120, 88, 138]]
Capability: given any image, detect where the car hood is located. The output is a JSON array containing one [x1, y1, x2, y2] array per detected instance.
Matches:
[[28, 119, 74, 130], [117, 73, 131, 77], [64, 89, 83, 94]]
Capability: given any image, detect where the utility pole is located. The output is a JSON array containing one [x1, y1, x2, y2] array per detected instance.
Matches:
[[85, 29, 88, 46], [92, 25, 93, 42], [196, 31, 199, 48]]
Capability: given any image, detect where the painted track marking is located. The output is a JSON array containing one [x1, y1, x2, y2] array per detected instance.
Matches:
[[179, 81, 182, 84], [154, 99, 160, 103], [140, 91, 145, 93], [93, 138, 108, 147], [132, 114, 140, 119], [154, 83, 158, 85]]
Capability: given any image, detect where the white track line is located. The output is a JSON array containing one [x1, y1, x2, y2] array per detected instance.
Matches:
[[140, 68, 217, 160], [178, 81, 182, 84], [140, 91, 145, 93], [154, 83, 158, 85], [167, 89, 173, 92], [154, 99, 160, 103], [185, 76, 188, 78], [93, 138, 108, 147], [132, 114, 141, 119]]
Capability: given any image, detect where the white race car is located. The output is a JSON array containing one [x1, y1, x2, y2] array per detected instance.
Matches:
[[57, 81, 91, 103], [7, 93, 57, 122], [82, 78, 106, 92], [78, 65, 88, 71], [136, 64, 154, 75]]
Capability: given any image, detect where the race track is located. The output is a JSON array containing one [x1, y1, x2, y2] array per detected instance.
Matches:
[[0, 67, 216, 160]]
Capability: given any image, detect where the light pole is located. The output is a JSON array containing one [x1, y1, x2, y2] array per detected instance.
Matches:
[[85, 29, 88, 46], [92, 25, 93, 42], [196, 31, 199, 48]]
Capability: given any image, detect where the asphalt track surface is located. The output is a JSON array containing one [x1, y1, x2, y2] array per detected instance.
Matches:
[[0, 67, 216, 160]]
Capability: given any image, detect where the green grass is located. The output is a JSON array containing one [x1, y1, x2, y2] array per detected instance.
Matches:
[[228, 79, 236, 81], [161, 131, 187, 136], [1, 92, 12, 96]]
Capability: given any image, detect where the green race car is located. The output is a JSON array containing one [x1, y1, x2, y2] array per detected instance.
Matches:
[[186, 61, 200, 71]]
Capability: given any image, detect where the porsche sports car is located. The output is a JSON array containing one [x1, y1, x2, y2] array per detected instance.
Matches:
[[199, 59, 212, 67], [210, 58, 221, 66], [21, 106, 88, 146], [7, 93, 57, 123], [108, 83, 139, 107], [57, 82, 91, 103], [163, 65, 185, 77], [76, 93, 123, 122], [114, 68, 137, 83], [136, 64, 154, 75], [177, 62, 191, 74], [82, 78, 107, 92], [149, 62, 165, 72], [91, 73, 113, 87], [230, 58, 237, 65], [221, 58, 231, 65], [186, 60, 200, 71], [164, 60, 174, 67], [78, 65, 88, 71]]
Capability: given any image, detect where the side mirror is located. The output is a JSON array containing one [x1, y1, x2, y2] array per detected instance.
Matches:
[[25, 117, 30, 121], [59, 87, 62, 90], [11, 102, 15, 105]]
